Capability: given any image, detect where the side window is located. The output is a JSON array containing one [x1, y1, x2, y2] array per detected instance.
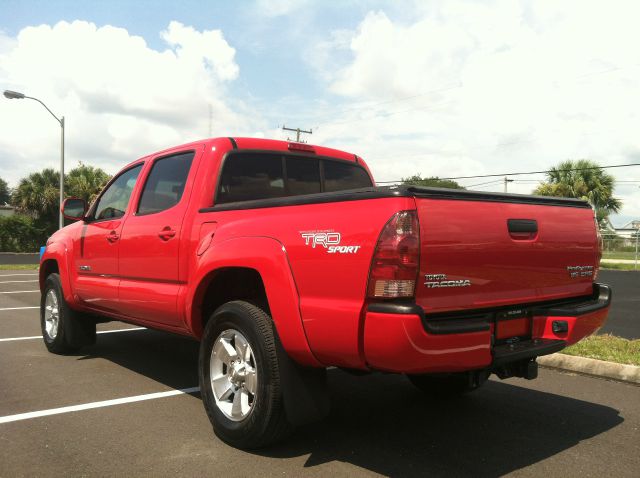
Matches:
[[93, 165, 143, 220], [323, 160, 372, 192], [137, 152, 195, 215], [217, 154, 284, 203], [286, 157, 321, 195]]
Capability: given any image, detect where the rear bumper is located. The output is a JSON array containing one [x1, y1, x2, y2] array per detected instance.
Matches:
[[363, 283, 611, 374]]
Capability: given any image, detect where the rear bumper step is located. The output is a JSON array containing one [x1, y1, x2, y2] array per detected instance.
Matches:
[[368, 283, 611, 335], [492, 338, 565, 366]]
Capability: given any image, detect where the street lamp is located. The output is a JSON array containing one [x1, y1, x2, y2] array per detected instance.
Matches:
[[3, 89, 65, 229]]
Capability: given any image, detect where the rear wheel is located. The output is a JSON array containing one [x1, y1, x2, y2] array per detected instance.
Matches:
[[199, 301, 291, 449], [40, 273, 96, 354], [407, 371, 488, 397]]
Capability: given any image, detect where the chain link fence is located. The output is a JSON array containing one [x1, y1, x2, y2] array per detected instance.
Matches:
[[601, 231, 639, 269]]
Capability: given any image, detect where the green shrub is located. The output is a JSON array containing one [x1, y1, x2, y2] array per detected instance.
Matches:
[[0, 214, 46, 252]]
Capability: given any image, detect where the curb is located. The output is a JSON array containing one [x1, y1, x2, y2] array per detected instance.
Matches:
[[538, 353, 640, 384]]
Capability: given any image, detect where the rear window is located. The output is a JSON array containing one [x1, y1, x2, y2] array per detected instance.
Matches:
[[323, 160, 373, 192], [216, 153, 371, 204]]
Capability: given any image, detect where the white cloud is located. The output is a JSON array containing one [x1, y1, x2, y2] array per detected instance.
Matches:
[[310, 0, 640, 225], [0, 20, 255, 186]]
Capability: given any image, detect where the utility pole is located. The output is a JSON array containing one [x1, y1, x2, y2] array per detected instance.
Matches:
[[282, 125, 312, 143], [504, 176, 514, 193]]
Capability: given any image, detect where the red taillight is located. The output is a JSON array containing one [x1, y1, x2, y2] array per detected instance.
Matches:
[[367, 210, 420, 299]]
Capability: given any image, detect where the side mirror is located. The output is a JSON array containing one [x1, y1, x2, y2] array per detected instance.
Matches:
[[61, 198, 87, 221]]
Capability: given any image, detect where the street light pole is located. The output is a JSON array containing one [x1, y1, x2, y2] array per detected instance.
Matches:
[[3, 90, 65, 229]]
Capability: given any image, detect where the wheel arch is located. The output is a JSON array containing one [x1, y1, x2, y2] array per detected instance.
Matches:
[[186, 236, 321, 367], [39, 242, 74, 305]]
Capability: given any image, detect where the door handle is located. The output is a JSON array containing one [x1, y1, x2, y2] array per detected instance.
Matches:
[[106, 230, 119, 243], [158, 227, 176, 241]]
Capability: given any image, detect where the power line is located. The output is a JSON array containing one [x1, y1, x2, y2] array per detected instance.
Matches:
[[376, 162, 640, 184]]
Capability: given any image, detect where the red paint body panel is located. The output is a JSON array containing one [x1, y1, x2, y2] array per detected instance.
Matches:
[[40, 136, 610, 377], [415, 199, 598, 313]]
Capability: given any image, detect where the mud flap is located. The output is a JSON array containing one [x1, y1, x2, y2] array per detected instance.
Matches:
[[64, 312, 96, 348], [275, 335, 330, 426]]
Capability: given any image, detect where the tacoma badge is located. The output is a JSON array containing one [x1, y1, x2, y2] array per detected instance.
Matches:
[[424, 273, 472, 288]]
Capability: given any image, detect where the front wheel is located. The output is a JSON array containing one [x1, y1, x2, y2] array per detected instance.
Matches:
[[199, 301, 291, 449], [40, 273, 95, 354]]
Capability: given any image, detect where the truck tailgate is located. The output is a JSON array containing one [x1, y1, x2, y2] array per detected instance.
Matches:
[[413, 192, 598, 314]]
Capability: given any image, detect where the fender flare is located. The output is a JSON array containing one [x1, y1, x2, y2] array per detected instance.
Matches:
[[186, 236, 322, 367], [39, 241, 75, 306]]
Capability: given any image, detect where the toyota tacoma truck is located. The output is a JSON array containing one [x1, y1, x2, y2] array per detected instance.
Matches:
[[40, 137, 611, 449]]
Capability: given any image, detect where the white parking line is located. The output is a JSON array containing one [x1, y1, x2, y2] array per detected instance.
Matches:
[[0, 306, 39, 311], [0, 387, 200, 424], [0, 327, 146, 342], [0, 280, 39, 284], [0, 273, 38, 277], [0, 290, 39, 294]]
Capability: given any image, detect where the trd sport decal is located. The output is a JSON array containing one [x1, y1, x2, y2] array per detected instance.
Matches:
[[300, 231, 361, 254]]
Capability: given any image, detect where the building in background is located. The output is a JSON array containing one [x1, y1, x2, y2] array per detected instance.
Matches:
[[0, 204, 14, 217]]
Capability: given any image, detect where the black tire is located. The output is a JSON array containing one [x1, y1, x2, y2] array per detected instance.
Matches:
[[199, 300, 292, 449], [40, 273, 96, 354], [407, 371, 488, 397]]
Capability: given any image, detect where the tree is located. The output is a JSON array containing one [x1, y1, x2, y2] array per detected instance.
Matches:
[[11, 164, 112, 236], [0, 177, 10, 204], [533, 159, 622, 229], [401, 174, 465, 189], [11, 168, 60, 235], [66, 163, 111, 205]]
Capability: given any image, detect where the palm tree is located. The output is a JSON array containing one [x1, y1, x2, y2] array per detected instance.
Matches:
[[12, 164, 112, 235], [11, 168, 60, 235], [66, 163, 111, 205], [534, 159, 622, 228]]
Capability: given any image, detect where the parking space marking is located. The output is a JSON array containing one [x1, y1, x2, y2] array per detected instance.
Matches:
[[0, 306, 39, 311], [0, 387, 200, 424], [0, 327, 146, 342], [0, 273, 38, 277], [0, 290, 39, 294], [0, 280, 39, 284]]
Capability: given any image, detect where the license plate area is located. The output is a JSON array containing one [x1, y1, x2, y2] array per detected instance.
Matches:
[[495, 309, 532, 342]]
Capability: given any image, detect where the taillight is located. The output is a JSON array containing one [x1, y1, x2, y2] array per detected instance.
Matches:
[[367, 210, 420, 299]]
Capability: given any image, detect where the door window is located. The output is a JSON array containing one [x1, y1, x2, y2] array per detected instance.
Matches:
[[92, 164, 143, 220], [137, 152, 195, 215]]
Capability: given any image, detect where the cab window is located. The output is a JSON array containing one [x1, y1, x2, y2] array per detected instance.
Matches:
[[137, 152, 194, 215]]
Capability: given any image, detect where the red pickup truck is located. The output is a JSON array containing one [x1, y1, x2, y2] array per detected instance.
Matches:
[[40, 137, 610, 448]]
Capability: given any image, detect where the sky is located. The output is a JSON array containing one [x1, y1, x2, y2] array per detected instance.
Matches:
[[1, 0, 639, 226]]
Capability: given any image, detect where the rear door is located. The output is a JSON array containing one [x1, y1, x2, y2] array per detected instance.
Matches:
[[74, 164, 143, 313], [117, 149, 199, 326]]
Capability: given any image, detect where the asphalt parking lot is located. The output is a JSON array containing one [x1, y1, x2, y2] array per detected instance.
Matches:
[[598, 270, 640, 339], [1, 269, 639, 477]]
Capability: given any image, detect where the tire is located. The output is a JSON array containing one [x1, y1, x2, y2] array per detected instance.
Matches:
[[199, 300, 292, 449], [407, 371, 488, 397], [40, 273, 96, 354]]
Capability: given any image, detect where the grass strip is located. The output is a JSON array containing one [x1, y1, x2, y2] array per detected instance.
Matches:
[[561, 334, 640, 366], [599, 262, 639, 271], [0, 264, 39, 270]]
